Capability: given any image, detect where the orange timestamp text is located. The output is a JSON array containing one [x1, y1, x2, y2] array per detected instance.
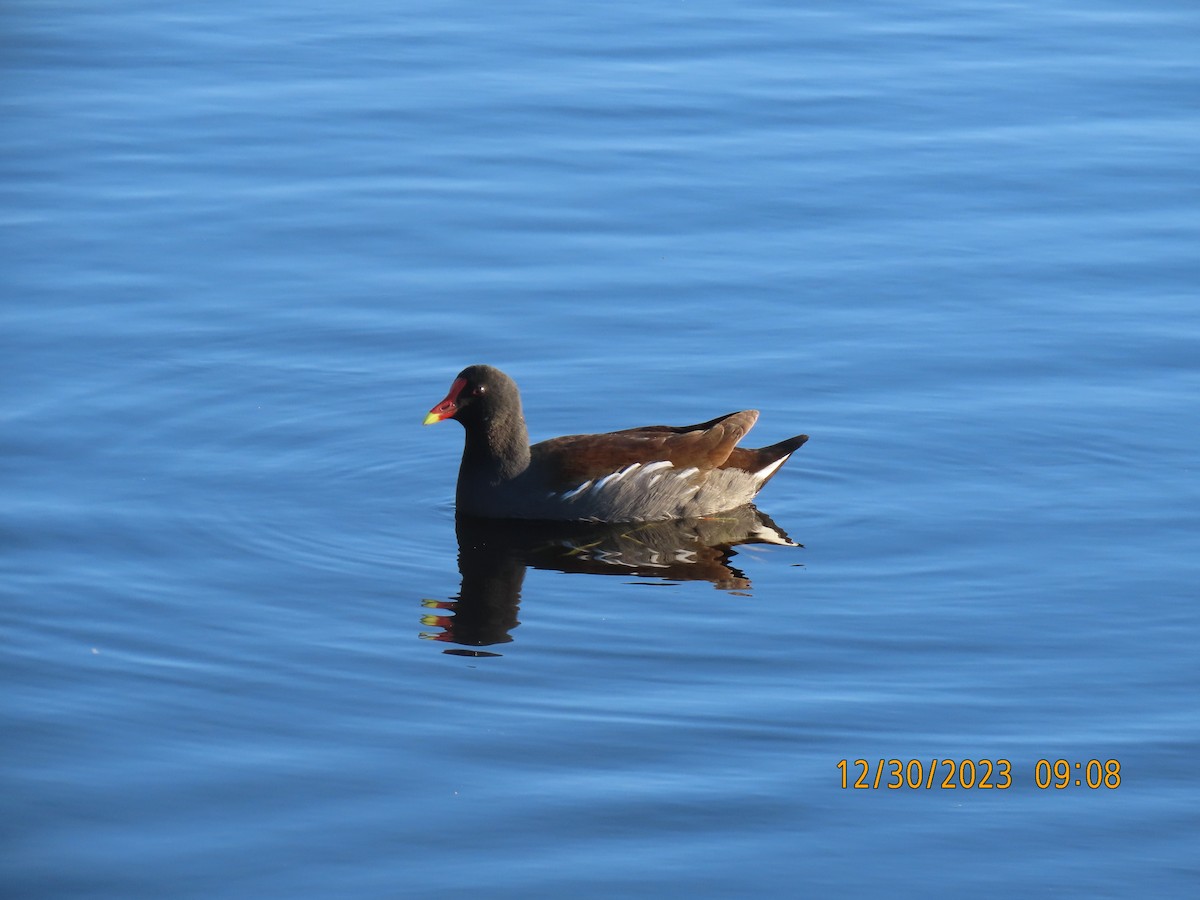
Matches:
[[836, 758, 1122, 789]]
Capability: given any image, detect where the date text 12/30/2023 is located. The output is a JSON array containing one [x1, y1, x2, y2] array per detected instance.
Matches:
[[836, 759, 1122, 790]]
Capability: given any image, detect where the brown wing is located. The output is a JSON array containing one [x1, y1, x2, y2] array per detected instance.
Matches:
[[531, 410, 759, 489], [607, 412, 750, 436]]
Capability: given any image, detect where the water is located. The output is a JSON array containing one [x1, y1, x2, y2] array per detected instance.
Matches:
[[3, 1, 1198, 897]]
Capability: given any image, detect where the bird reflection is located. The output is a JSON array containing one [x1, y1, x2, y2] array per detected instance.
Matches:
[[420, 506, 800, 656]]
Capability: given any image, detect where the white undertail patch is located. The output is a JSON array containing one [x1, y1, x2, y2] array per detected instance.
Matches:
[[753, 454, 789, 484], [749, 522, 797, 546]]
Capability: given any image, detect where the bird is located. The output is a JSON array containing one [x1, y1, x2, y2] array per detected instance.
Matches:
[[423, 364, 808, 522]]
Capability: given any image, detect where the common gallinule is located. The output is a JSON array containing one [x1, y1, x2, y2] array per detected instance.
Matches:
[[424, 364, 808, 522]]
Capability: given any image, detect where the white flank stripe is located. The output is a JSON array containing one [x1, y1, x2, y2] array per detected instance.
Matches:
[[593, 473, 618, 491], [594, 463, 642, 492], [560, 480, 593, 500]]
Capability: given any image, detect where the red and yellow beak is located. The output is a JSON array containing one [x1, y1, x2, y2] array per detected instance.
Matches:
[[423, 377, 467, 425]]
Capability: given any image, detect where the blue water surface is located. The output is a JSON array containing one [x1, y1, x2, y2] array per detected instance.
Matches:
[[3, 1, 1198, 897]]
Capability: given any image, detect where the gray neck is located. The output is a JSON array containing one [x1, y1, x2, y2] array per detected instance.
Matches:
[[460, 405, 531, 485]]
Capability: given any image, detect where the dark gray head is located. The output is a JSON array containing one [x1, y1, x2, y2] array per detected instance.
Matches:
[[423, 364, 524, 431]]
